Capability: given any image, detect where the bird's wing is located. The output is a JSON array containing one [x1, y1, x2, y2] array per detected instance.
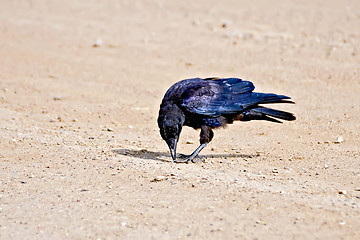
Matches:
[[180, 78, 292, 117], [180, 78, 255, 117]]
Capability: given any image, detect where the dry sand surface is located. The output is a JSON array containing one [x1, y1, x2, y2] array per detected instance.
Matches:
[[1, 0, 360, 239]]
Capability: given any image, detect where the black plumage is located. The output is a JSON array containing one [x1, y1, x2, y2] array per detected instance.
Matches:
[[157, 77, 296, 163]]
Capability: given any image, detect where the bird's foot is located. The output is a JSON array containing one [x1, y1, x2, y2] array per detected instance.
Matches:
[[177, 153, 190, 159], [174, 154, 204, 163], [173, 158, 191, 163]]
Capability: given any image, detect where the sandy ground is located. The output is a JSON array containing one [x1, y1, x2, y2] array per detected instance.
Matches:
[[1, 0, 360, 239]]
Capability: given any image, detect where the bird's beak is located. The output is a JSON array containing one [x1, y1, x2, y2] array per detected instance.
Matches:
[[167, 139, 177, 161], [169, 147, 176, 161]]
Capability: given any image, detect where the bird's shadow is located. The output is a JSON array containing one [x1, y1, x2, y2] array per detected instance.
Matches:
[[111, 148, 258, 163]]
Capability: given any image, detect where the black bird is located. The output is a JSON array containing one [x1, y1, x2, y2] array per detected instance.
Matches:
[[158, 77, 295, 163]]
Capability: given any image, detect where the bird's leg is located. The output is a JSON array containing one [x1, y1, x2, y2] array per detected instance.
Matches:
[[174, 126, 213, 163]]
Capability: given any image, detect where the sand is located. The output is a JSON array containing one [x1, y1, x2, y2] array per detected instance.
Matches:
[[1, 0, 360, 239]]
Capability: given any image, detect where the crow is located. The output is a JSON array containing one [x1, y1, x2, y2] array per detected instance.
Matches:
[[157, 77, 295, 163]]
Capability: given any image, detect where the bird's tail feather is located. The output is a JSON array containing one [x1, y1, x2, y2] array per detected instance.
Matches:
[[250, 106, 296, 121], [240, 106, 295, 123]]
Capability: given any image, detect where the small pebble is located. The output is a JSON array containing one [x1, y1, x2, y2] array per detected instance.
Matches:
[[53, 96, 62, 101], [334, 136, 343, 144], [152, 176, 165, 182], [186, 140, 194, 144], [256, 220, 266, 225], [338, 190, 347, 195], [93, 38, 103, 47]]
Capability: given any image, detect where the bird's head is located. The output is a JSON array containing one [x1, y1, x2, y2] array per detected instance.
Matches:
[[158, 105, 185, 161]]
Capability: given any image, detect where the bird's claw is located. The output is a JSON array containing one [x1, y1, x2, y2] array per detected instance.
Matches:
[[173, 158, 191, 164], [173, 154, 204, 163], [177, 153, 190, 159]]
